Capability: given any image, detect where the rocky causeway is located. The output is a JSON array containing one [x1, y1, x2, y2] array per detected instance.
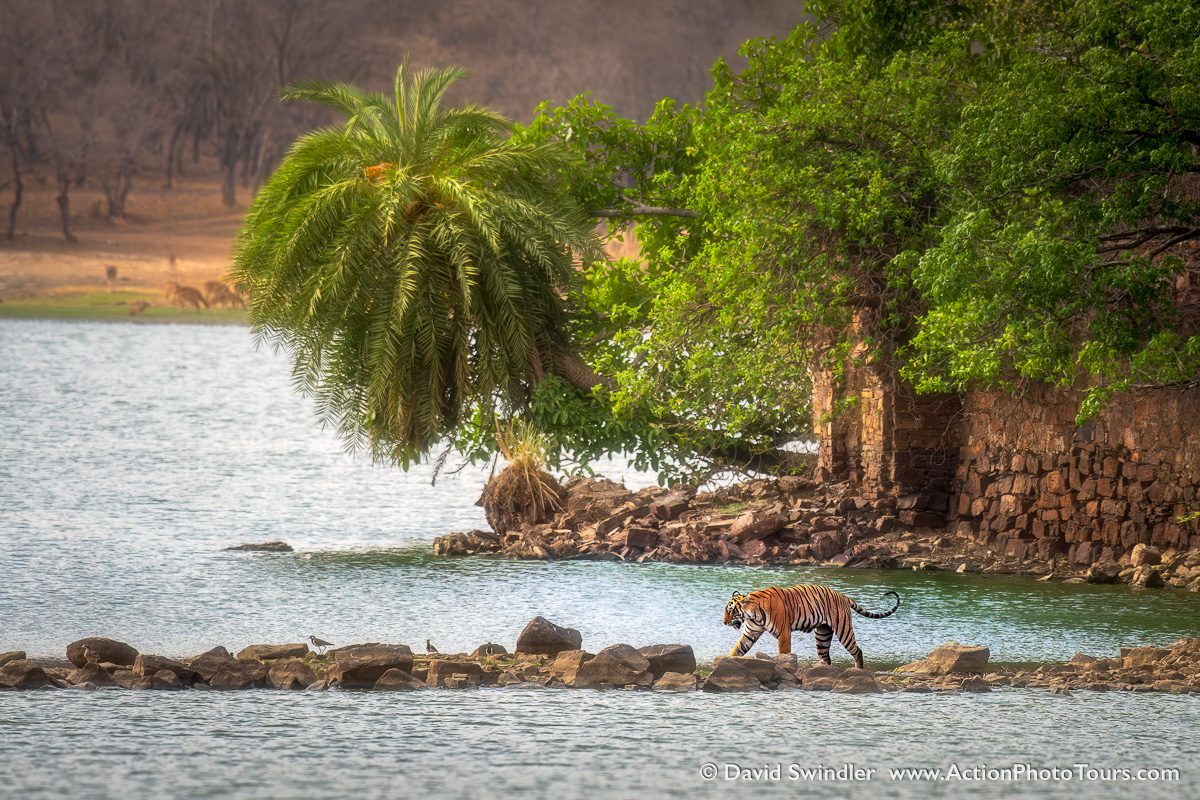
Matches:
[[3, 619, 1198, 696]]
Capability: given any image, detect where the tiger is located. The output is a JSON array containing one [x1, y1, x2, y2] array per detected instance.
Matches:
[[723, 584, 900, 669]]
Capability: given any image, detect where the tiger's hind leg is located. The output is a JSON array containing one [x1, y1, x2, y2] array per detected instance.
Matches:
[[814, 624, 833, 664], [835, 623, 865, 669]]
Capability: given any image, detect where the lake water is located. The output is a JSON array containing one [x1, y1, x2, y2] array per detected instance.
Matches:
[[1, 318, 1198, 800]]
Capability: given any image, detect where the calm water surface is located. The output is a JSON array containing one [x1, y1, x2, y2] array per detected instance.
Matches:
[[1, 319, 1197, 800]]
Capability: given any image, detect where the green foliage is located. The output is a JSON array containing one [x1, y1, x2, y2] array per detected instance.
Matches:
[[531, 0, 1200, 454], [232, 65, 601, 466]]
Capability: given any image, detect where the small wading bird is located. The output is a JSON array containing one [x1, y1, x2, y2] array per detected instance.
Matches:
[[426, 640, 439, 654], [308, 635, 334, 656], [82, 645, 98, 665]]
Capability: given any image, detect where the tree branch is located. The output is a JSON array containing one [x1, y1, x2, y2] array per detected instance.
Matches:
[[596, 204, 698, 219]]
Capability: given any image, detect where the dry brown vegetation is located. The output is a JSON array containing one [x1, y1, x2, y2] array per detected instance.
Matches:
[[0, 0, 798, 301]]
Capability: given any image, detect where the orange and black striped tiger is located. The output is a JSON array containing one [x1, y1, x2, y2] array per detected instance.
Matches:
[[723, 585, 900, 668]]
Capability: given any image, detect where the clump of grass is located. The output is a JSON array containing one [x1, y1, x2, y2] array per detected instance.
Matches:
[[718, 501, 750, 516], [480, 420, 564, 534]]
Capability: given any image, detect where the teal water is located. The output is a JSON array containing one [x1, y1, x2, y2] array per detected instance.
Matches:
[[1, 319, 1197, 800]]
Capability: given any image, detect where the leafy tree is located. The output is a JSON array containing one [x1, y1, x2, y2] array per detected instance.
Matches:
[[232, 65, 602, 466]]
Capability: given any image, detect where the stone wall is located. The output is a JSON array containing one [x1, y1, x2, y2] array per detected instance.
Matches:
[[952, 386, 1200, 564]]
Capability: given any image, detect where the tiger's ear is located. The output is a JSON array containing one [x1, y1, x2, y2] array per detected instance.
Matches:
[[731, 591, 745, 601]]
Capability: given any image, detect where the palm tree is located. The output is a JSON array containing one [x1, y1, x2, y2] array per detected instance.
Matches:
[[232, 64, 603, 464]]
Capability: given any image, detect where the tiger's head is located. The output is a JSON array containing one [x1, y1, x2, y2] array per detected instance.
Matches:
[[723, 591, 746, 628]]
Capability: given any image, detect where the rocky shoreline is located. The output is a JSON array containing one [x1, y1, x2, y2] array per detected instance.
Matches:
[[434, 476, 1200, 591], [3, 620, 1198, 696]]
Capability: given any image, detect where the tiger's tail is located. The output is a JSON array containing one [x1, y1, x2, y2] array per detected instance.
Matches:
[[848, 590, 900, 619]]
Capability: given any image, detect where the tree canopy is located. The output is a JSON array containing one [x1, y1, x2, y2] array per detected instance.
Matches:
[[238, 0, 1200, 482]]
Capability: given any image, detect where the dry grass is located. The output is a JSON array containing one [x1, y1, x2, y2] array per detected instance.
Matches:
[[480, 422, 564, 534]]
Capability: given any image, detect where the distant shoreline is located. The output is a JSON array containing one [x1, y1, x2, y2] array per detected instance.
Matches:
[[0, 289, 245, 325]]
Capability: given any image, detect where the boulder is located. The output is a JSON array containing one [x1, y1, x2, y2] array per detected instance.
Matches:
[[134, 670, 183, 690], [959, 676, 992, 693], [638, 644, 696, 678], [110, 670, 139, 689], [209, 659, 268, 690], [1131, 566, 1165, 589], [650, 490, 691, 521], [898, 642, 990, 676], [730, 512, 786, 542], [236, 643, 310, 661], [653, 672, 698, 692], [223, 541, 293, 552], [798, 663, 844, 689], [268, 659, 317, 690], [832, 669, 882, 694], [1130, 543, 1161, 568], [0, 660, 54, 689], [0, 651, 26, 670], [331, 644, 414, 689], [374, 668, 426, 691], [426, 660, 485, 687], [471, 643, 508, 658], [433, 530, 501, 556], [549, 650, 594, 683], [186, 646, 235, 682], [1085, 561, 1121, 584], [568, 644, 653, 688], [702, 656, 777, 692], [66, 637, 139, 668], [133, 654, 197, 684], [809, 531, 844, 561], [67, 662, 119, 689], [515, 617, 582, 658]]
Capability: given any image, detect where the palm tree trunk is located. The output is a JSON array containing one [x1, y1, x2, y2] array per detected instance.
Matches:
[[549, 346, 615, 391]]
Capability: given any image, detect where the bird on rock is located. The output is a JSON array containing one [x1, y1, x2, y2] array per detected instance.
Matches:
[[308, 635, 334, 656]]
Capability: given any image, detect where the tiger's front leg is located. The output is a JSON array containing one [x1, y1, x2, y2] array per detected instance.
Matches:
[[776, 627, 792, 655], [730, 626, 763, 657]]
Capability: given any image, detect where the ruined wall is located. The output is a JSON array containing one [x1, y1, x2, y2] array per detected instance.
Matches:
[[952, 386, 1200, 564]]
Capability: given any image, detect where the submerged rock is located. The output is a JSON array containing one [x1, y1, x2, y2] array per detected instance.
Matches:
[[66, 637, 139, 668], [223, 541, 293, 552], [515, 617, 582, 658]]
